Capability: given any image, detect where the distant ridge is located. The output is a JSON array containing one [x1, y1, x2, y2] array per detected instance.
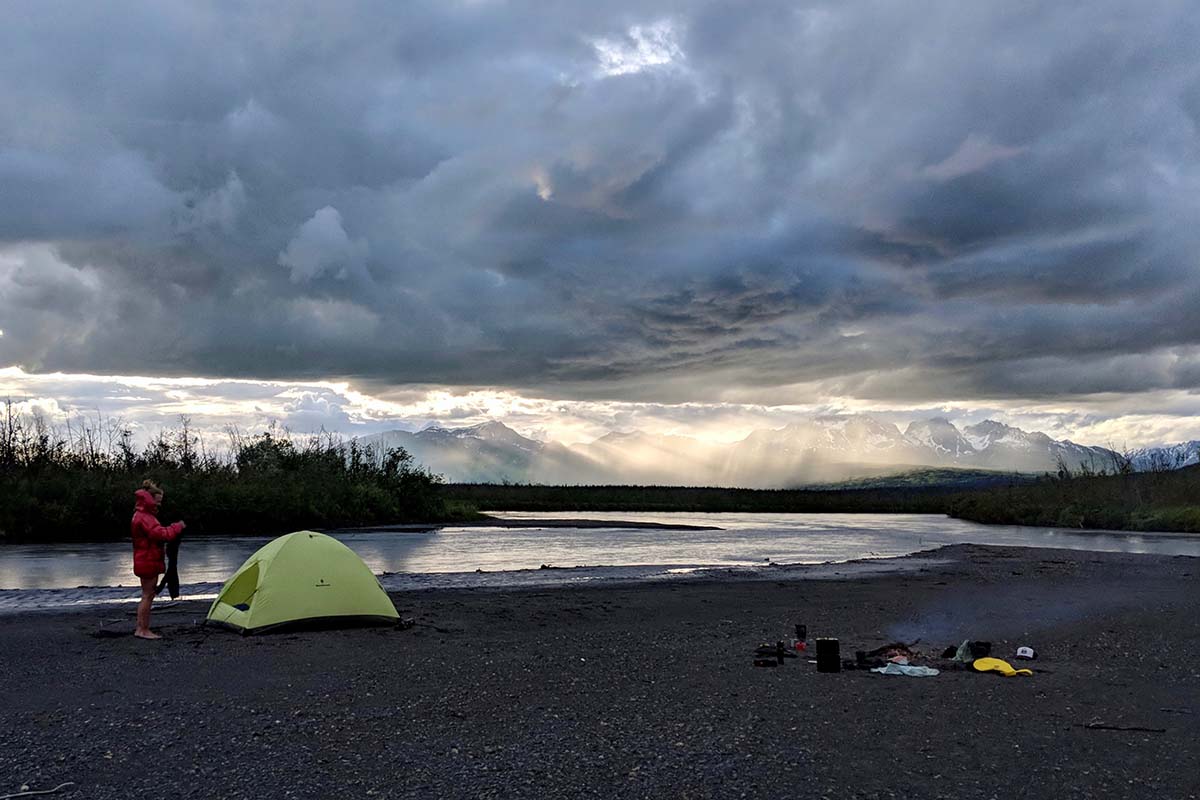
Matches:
[[355, 415, 1191, 487]]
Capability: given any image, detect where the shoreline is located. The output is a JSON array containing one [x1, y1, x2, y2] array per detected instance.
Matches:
[[327, 516, 726, 533], [2, 543, 1196, 798], [0, 545, 956, 615]]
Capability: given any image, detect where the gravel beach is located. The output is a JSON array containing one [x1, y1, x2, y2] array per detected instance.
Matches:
[[2, 543, 1198, 800]]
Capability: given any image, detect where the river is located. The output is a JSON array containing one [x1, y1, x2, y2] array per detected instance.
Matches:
[[2, 512, 1198, 611]]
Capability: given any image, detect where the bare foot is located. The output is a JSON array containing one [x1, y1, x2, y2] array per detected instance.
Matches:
[[133, 630, 162, 640]]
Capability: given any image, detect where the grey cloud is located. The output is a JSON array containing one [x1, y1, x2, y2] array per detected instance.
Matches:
[[0, 149, 178, 239], [1, 1, 1199, 408]]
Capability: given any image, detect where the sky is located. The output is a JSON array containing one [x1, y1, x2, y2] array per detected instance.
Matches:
[[2, 1, 1200, 449]]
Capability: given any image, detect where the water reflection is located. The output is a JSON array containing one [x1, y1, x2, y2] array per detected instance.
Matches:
[[0, 529, 440, 591], [1, 513, 1197, 593]]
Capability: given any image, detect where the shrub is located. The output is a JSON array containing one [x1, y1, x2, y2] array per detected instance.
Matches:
[[0, 405, 464, 542]]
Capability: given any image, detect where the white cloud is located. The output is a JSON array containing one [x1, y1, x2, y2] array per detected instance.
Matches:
[[592, 20, 683, 77], [919, 133, 1026, 181], [278, 206, 369, 283], [3, 366, 1200, 453]]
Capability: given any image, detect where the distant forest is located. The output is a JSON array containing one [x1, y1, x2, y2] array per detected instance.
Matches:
[[442, 482, 957, 515], [445, 461, 1200, 533]]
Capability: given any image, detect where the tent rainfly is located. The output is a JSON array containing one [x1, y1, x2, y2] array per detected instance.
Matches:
[[206, 531, 399, 634]]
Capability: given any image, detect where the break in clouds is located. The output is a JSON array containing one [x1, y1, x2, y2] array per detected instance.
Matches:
[[2, 1, 1200, 442]]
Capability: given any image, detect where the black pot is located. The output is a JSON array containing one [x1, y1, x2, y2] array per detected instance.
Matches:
[[816, 637, 841, 673]]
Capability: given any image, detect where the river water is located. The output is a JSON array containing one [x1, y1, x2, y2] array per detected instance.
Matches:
[[2, 512, 1198, 611]]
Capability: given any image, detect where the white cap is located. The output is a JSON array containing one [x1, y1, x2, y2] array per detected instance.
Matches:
[[1015, 646, 1036, 659]]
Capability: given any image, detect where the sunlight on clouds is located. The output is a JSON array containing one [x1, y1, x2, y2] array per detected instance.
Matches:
[[6, 397, 66, 418], [0, 366, 251, 391], [531, 167, 553, 201], [2, 366, 1200, 451], [591, 20, 683, 78]]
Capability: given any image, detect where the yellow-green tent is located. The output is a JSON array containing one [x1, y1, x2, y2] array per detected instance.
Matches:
[[206, 531, 399, 634]]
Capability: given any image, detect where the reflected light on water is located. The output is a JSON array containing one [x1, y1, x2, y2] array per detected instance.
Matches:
[[1, 513, 1198, 596]]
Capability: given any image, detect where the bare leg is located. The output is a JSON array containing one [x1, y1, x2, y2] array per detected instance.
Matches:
[[134, 575, 161, 639]]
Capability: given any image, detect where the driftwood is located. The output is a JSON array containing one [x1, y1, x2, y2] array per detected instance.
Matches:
[[0, 782, 76, 800], [1079, 720, 1166, 733]]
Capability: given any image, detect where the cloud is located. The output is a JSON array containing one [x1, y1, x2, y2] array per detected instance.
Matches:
[[0, 0, 1197, 423], [3, 366, 1200, 454], [0, 148, 179, 239], [278, 206, 369, 283], [918, 133, 1026, 181], [187, 171, 247, 233], [591, 20, 685, 77]]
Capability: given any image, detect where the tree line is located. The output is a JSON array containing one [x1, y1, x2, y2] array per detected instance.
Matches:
[[445, 462, 1200, 533], [945, 459, 1200, 531], [0, 403, 473, 542], [442, 482, 967, 514]]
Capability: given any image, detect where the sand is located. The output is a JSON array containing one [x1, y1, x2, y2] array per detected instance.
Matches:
[[1, 543, 1198, 799]]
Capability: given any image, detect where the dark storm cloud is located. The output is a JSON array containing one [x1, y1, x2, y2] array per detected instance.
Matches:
[[2, 0, 1199, 404]]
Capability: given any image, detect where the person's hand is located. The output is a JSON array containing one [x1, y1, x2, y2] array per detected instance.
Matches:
[[179, 521, 187, 530]]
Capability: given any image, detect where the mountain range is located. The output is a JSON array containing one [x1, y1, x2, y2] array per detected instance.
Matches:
[[356, 415, 1200, 487]]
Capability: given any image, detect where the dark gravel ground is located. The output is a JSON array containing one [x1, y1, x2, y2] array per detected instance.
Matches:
[[2, 543, 1198, 800]]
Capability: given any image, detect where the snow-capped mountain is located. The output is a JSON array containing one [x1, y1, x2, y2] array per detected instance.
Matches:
[[354, 416, 1171, 486], [357, 422, 595, 484], [1128, 441, 1200, 472], [904, 418, 976, 459], [718, 416, 923, 485], [956, 420, 1118, 473], [719, 415, 1120, 481]]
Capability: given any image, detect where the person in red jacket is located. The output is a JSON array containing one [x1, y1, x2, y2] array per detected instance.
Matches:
[[131, 480, 186, 639]]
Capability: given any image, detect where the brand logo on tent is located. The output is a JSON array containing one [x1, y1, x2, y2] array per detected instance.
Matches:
[[315, 578, 331, 588]]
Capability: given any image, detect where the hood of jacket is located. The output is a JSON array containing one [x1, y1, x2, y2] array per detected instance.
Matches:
[[134, 488, 160, 513]]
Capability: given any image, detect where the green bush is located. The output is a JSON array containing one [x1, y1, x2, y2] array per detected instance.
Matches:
[[1130, 506, 1200, 532], [947, 466, 1200, 532], [0, 408, 468, 542]]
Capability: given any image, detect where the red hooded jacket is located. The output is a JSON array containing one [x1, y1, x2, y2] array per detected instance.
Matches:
[[131, 488, 184, 577]]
